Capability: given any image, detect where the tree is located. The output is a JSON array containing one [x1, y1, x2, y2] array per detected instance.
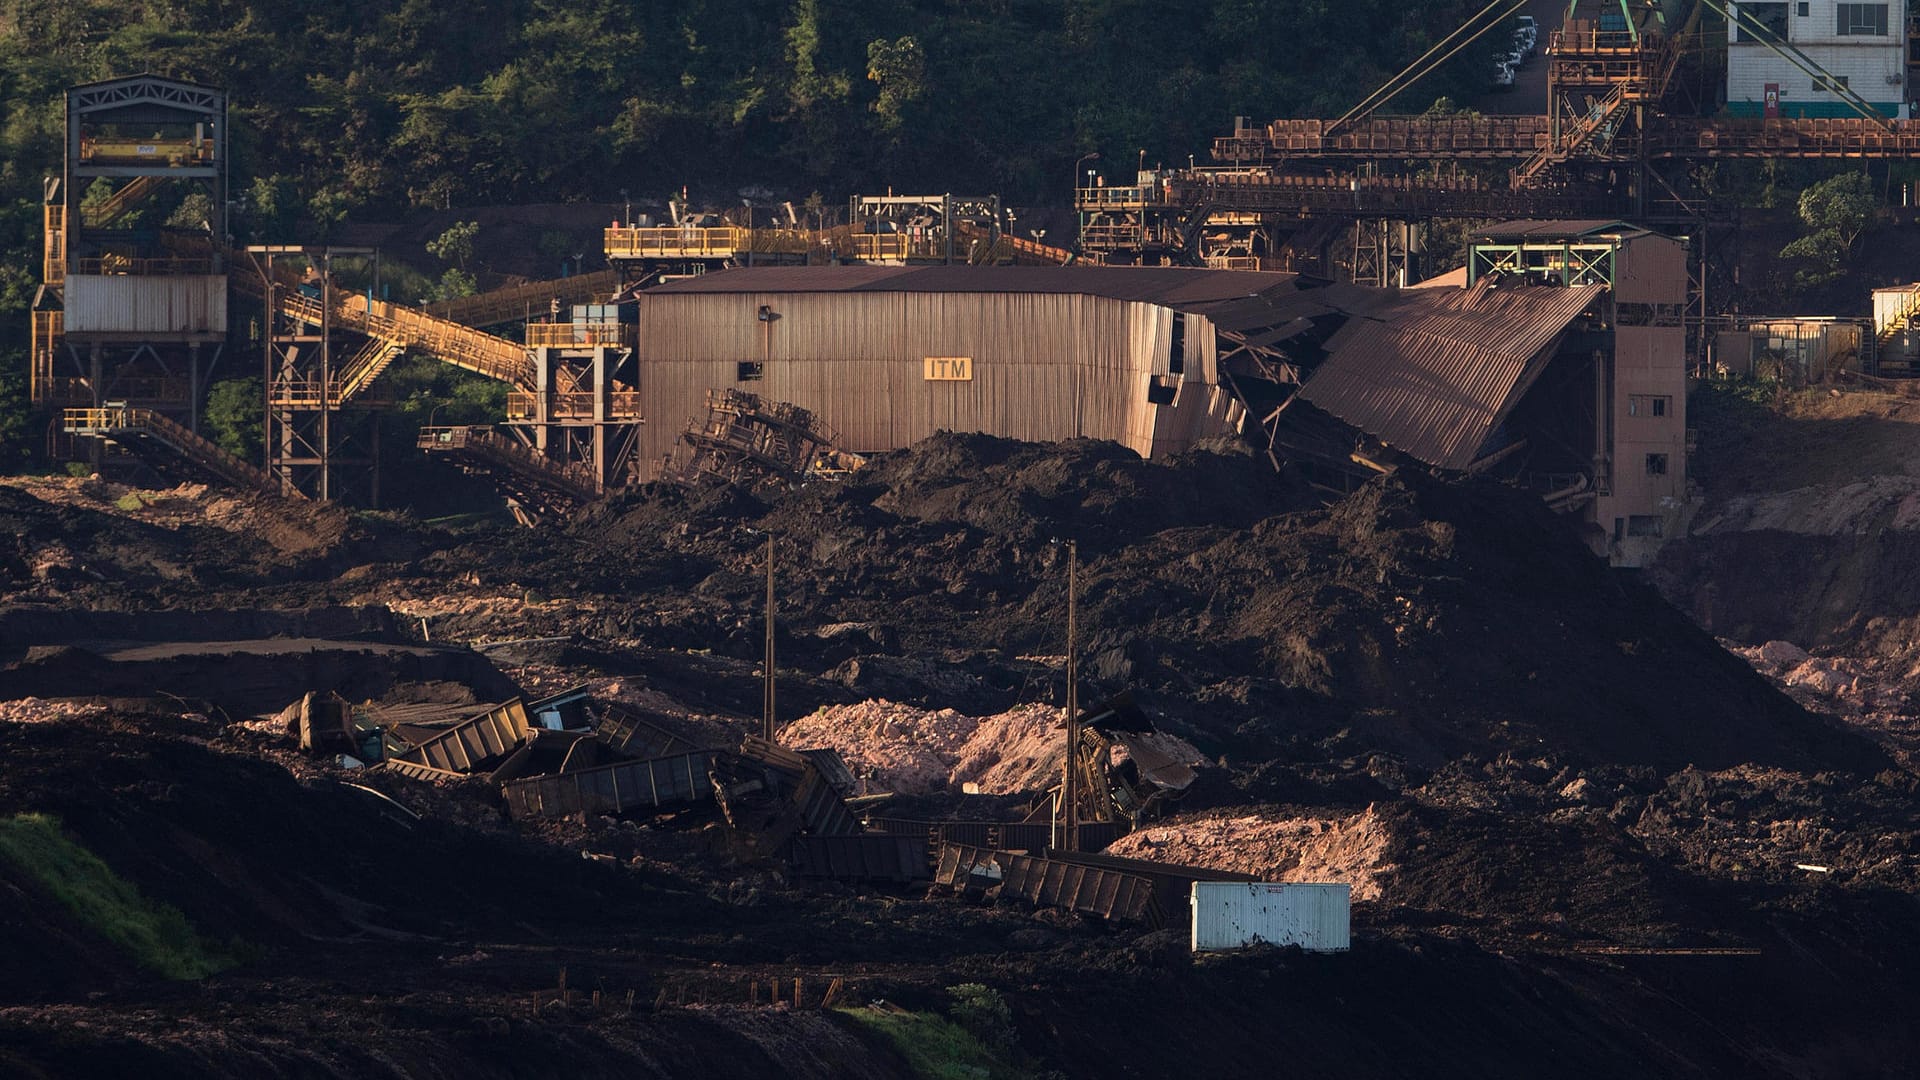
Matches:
[[0, 348, 34, 473], [866, 36, 925, 131], [1798, 171, 1876, 251], [1780, 171, 1877, 286], [431, 268, 478, 302], [426, 220, 481, 270], [203, 378, 263, 464]]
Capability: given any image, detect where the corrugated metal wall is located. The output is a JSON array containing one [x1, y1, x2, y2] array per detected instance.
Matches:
[[63, 274, 228, 338], [633, 290, 1238, 477]]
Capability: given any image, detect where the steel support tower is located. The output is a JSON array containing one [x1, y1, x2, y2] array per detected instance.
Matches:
[[36, 76, 229, 466]]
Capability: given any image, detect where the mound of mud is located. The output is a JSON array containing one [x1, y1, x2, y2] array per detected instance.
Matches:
[[0, 712, 677, 1002], [0, 479, 413, 605], [461, 435, 1874, 775]]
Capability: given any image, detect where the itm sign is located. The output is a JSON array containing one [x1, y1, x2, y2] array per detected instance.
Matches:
[[923, 357, 973, 381]]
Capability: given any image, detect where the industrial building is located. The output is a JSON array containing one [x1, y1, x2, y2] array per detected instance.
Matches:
[[1725, 0, 1913, 117], [626, 228, 1690, 566], [629, 266, 1254, 472]]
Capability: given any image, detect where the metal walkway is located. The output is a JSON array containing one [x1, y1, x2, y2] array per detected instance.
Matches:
[[425, 269, 619, 328], [417, 425, 602, 520], [61, 405, 295, 497]]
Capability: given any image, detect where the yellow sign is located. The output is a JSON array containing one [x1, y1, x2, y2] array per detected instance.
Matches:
[[924, 356, 973, 381]]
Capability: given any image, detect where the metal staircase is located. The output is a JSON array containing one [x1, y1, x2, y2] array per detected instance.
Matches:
[[43, 204, 65, 286], [334, 335, 408, 401], [234, 273, 534, 389], [79, 176, 164, 228], [1874, 288, 1920, 374], [61, 406, 295, 497], [1514, 81, 1631, 187]]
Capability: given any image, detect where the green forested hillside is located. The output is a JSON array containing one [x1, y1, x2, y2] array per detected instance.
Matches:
[[3, 0, 1484, 212], [0, 0, 1486, 468]]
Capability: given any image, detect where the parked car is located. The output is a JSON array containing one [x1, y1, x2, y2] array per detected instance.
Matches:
[[1490, 59, 1516, 91], [1515, 26, 1537, 55]]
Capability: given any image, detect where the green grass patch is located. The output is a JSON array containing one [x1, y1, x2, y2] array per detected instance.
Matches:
[[0, 813, 233, 980], [112, 492, 149, 512], [840, 1006, 1032, 1080]]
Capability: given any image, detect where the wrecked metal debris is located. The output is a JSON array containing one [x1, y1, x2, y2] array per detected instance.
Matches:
[[390, 699, 534, 773], [501, 749, 720, 821], [787, 834, 931, 883], [935, 841, 1160, 925]]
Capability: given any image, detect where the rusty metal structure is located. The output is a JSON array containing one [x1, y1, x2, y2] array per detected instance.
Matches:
[[390, 699, 534, 773], [418, 425, 602, 526], [32, 77, 644, 507], [58, 404, 287, 495], [1074, 0, 1920, 294], [663, 389, 862, 490], [601, 193, 1073, 286], [788, 834, 932, 883], [36, 76, 229, 468], [427, 269, 620, 328], [502, 750, 721, 820], [934, 841, 1264, 928]]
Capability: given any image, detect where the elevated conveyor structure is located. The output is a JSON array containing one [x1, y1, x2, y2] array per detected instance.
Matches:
[[61, 406, 295, 497], [426, 269, 619, 329], [1081, 0, 1920, 289], [417, 425, 603, 524], [235, 269, 535, 391]]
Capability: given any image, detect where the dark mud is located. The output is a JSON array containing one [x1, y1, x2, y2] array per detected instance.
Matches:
[[6, 434, 1920, 1077]]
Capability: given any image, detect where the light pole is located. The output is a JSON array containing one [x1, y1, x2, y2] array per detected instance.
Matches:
[[620, 187, 630, 226], [1074, 151, 1100, 195]]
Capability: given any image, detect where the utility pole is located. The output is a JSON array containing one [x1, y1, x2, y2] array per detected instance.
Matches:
[[763, 533, 776, 741], [1061, 539, 1080, 852]]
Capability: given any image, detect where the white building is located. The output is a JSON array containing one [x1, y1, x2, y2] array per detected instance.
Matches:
[[1726, 0, 1911, 118]]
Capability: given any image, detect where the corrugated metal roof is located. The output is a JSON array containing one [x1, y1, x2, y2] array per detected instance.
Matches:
[[1475, 220, 1645, 241], [1184, 280, 1390, 337], [1296, 283, 1601, 471], [647, 264, 1301, 306]]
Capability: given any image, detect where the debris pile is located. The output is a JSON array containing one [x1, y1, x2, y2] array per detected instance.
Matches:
[[443, 435, 1874, 779], [778, 700, 1064, 795], [1104, 807, 1395, 902], [664, 389, 866, 491]]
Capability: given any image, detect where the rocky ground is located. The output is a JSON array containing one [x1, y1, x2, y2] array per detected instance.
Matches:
[[4, 422, 1920, 1077]]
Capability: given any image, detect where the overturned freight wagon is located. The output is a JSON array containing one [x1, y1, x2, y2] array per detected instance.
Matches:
[[501, 750, 720, 820]]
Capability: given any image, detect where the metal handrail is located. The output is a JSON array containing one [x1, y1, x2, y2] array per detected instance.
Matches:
[[525, 322, 635, 348]]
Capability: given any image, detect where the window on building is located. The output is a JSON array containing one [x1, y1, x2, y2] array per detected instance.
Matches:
[[1837, 3, 1889, 35], [1627, 515, 1665, 538], [1814, 74, 1852, 92], [1628, 394, 1672, 417], [1797, 1, 1809, 15], [1735, 2, 1790, 41], [1646, 452, 1669, 476], [736, 360, 764, 381]]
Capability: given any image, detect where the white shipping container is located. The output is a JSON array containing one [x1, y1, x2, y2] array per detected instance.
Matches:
[[1190, 881, 1351, 953]]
